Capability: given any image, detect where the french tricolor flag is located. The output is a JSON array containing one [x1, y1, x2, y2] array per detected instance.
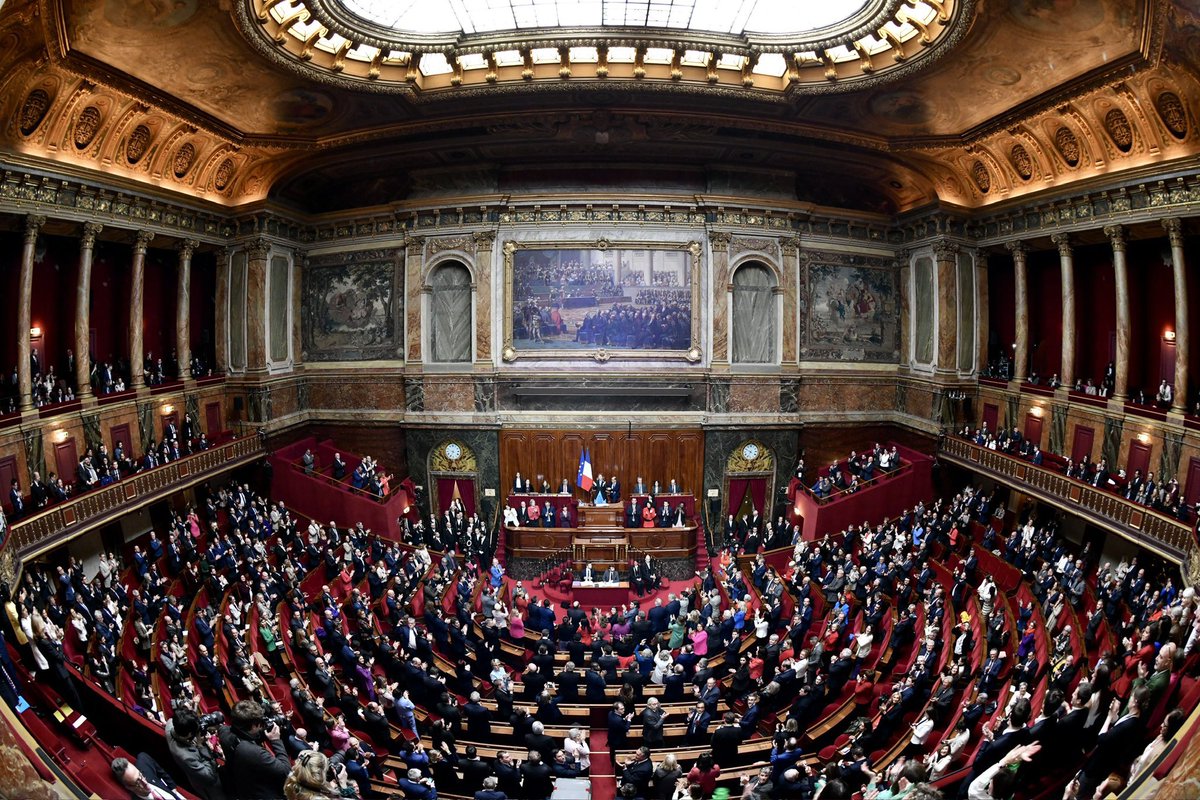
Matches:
[[576, 447, 594, 492]]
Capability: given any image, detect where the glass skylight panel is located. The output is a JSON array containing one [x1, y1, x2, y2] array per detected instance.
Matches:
[[336, 0, 872, 37], [419, 52, 454, 75], [569, 46, 599, 62], [644, 47, 674, 64], [753, 52, 786, 77], [458, 52, 488, 69], [607, 46, 637, 62], [494, 50, 524, 66], [531, 47, 559, 63]]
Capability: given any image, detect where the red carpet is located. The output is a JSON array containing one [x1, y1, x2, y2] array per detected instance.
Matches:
[[590, 728, 616, 800]]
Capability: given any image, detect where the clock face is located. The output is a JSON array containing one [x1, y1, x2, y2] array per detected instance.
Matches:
[[445, 443, 462, 460], [742, 443, 759, 461]]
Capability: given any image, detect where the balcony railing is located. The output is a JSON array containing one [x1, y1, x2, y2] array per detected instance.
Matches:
[[5, 434, 264, 559], [939, 436, 1195, 561]]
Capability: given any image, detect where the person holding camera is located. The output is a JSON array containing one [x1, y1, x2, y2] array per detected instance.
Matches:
[[166, 708, 227, 800], [217, 700, 292, 800], [284, 750, 351, 800]]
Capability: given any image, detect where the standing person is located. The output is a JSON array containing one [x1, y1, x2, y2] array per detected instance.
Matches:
[[166, 709, 228, 800], [218, 701, 291, 800]]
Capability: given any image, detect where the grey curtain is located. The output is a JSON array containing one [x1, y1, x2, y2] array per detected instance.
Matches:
[[22, 427, 44, 482], [1050, 404, 1067, 455], [1160, 430, 1183, 483], [138, 401, 155, 452], [1102, 417, 1123, 466], [430, 263, 472, 363], [731, 264, 776, 364], [82, 411, 102, 453]]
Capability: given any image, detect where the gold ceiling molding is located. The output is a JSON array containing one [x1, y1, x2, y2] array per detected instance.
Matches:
[[903, 66, 1200, 208], [237, 0, 971, 100]]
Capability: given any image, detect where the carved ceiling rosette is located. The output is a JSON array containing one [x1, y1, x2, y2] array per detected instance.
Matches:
[[18, 88, 51, 136], [1053, 126, 1081, 167], [126, 124, 152, 164], [74, 106, 102, 149]]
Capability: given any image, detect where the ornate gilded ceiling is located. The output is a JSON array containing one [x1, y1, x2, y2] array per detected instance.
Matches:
[[0, 0, 1195, 215]]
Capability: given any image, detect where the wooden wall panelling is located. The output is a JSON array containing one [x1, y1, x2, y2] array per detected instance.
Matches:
[[0, 455, 17, 513]]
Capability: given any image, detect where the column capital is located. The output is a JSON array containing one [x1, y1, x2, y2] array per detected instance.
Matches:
[[472, 230, 495, 251], [176, 239, 199, 260], [81, 222, 103, 248], [1163, 217, 1184, 247], [246, 238, 270, 260], [1103, 224, 1126, 251], [975, 249, 990, 268], [932, 240, 960, 261], [24, 214, 46, 243], [133, 230, 155, 253], [709, 231, 733, 252], [1004, 240, 1029, 259], [1051, 233, 1072, 257]]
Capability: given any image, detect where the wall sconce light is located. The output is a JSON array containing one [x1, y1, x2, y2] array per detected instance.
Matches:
[[1031, 406, 1044, 418], [30, 326, 42, 338], [1165, 330, 1177, 342], [161, 404, 174, 415], [1138, 432, 1151, 444], [53, 429, 68, 443]]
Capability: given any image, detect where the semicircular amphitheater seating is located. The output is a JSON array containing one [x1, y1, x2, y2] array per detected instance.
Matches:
[[4, 473, 1199, 800]]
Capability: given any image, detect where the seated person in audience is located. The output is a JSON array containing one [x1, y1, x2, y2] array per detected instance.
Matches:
[[539, 475, 551, 494], [603, 564, 620, 583], [558, 476, 569, 494], [1157, 380, 1174, 408], [668, 478, 680, 494]]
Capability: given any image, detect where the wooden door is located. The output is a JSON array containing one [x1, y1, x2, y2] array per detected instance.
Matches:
[[1024, 413, 1043, 448], [0, 455, 18, 513], [1161, 341, 1177, 385], [55, 439, 79, 488], [110, 423, 132, 455], [205, 402, 221, 436], [1071, 426, 1095, 463], [982, 403, 999, 432], [1126, 441, 1152, 478], [1184, 457, 1200, 507]]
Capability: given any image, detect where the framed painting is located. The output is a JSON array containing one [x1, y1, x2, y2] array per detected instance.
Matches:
[[502, 239, 702, 362], [301, 248, 404, 361]]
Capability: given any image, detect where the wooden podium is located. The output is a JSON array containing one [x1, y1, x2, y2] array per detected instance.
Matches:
[[578, 503, 622, 528], [572, 532, 628, 565]]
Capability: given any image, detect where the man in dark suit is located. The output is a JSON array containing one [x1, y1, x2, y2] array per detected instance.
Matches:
[[619, 747, 653, 797], [7, 479, 24, 521], [607, 474, 621, 503], [474, 776, 507, 800], [711, 713, 744, 768], [634, 476, 646, 494], [111, 752, 184, 800], [525, 721, 555, 762], [494, 752, 522, 798], [331, 453, 347, 479], [685, 702, 712, 744], [460, 746, 492, 796], [520, 751, 555, 800], [626, 499, 639, 528], [463, 691, 492, 737], [28, 472, 48, 509], [608, 702, 632, 749]]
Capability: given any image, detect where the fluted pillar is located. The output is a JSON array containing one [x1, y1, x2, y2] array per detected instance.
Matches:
[[1006, 241, 1029, 383], [1105, 225, 1130, 401], [245, 239, 269, 374], [710, 232, 732, 366], [1165, 218, 1189, 412], [75, 223, 103, 400], [1052, 233, 1076, 388], [128, 231, 154, 391], [176, 239, 198, 382], [214, 248, 229, 373], [933, 240, 959, 375], [976, 251, 989, 377], [17, 215, 46, 412]]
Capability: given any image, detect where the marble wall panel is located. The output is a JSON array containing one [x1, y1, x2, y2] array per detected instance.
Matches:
[[913, 256, 935, 365], [957, 253, 976, 373], [229, 250, 247, 371], [268, 254, 289, 363]]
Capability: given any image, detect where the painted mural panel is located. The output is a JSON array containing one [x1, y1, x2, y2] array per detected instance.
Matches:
[[799, 250, 899, 362], [302, 249, 403, 361]]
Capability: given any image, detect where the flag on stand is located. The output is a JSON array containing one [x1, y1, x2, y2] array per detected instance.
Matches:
[[576, 447, 594, 492]]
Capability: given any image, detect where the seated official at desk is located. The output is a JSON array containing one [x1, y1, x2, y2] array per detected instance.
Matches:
[[604, 564, 620, 582]]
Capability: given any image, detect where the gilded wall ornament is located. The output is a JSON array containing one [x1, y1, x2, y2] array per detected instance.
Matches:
[[970, 160, 991, 193], [126, 124, 152, 163], [214, 158, 235, 190], [173, 142, 196, 178], [18, 89, 51, 136], [74, 106, 102, 149], [1009, 144, 1033, 180], [1103, 108, 1133, 152], [1053, 126, 1080, 167], [1155, 92, 1187, 138]]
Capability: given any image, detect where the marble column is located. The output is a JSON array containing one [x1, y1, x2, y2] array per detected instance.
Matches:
[[473, 232, 494, 364], [933, 240, 959, 375], [781, 237, 800, 366], [1052, 233, 1076, 388], [1165, 218, 1189, 411], [214, 249, 229, 374], [176, 239, 198, 381], [976, 251, 989, 376], [406, 236, 425, 364], [291, 250, 305, 370], [710, 232, 732, 366], [17, 215, 46, 412], [245, 239, 269, 374], [1104, 225, 1130, 401], [75, 222, 103, 400], [1006, 241, 1029, 383], [128, 231, 154, 391]]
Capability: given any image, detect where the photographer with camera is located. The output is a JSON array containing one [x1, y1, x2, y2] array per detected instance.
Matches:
[[166, 708, 227, 800], [217, 700, 291, 800]]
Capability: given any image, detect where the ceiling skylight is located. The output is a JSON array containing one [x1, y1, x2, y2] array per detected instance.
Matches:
[[336, 0, 871, 37]]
